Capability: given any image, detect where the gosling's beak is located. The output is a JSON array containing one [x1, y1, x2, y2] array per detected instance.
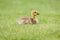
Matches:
[[37, 13, 39, 15]]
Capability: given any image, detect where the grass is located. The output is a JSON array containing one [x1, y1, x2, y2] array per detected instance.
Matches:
[[0, 0, 60, 40]]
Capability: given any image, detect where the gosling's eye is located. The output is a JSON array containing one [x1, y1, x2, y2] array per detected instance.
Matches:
[[34, 12, 36, 13]]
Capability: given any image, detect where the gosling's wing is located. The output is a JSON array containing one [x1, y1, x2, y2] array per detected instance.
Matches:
[[16, 16, 30, 24]]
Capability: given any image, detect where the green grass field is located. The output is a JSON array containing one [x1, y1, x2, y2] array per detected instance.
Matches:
[[0, 0, 60, 40]]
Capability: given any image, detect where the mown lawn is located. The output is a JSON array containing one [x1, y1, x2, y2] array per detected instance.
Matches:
[[0, 0, 60, 40]]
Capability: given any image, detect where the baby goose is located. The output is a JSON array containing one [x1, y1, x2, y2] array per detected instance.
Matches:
[[16, 10, 39, 24]]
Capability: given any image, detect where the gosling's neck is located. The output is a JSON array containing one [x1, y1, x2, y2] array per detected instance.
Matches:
[[32, 15, 36, 19]]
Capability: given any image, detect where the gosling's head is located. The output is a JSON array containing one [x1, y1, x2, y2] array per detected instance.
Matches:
[[31, 10, 39, 16]]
